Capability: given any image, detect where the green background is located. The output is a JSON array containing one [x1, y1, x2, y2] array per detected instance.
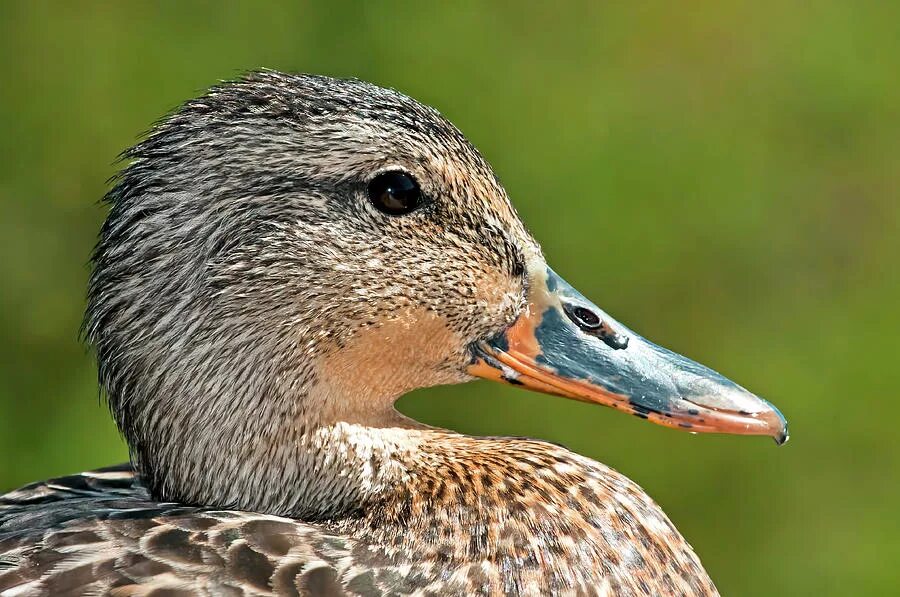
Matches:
[[1, 2, 897, 595]]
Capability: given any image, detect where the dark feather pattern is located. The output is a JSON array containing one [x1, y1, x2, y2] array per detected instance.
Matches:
[[1, 466, 369, 595]]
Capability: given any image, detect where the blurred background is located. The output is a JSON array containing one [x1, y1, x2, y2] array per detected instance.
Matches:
[[1, 1, 897, 594]]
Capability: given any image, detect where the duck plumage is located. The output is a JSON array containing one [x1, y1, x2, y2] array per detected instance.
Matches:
[[0, 71, 786, 596]]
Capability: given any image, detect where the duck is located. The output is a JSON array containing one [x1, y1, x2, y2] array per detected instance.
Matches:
[[0, 71, 787, 596]]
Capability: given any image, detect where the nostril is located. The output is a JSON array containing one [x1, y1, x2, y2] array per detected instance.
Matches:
[[568, 305, 601, 330], [563, 302, 630, 350]]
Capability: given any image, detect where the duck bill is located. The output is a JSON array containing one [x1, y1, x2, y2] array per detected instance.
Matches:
[[468, 266, 788, 444]]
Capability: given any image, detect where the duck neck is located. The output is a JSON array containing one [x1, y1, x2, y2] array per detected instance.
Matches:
[[231, 381, 435, 520], [137, 306, 476, 519], [139, 369, 436, 520], [284, 419, 429, 518], [266, 311, 472, 519]]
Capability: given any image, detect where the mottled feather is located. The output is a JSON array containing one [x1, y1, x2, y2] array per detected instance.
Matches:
[[2, 446, 716, 596]]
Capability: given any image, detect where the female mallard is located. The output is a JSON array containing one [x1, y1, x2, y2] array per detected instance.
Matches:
[[0, 72, 787, 596]]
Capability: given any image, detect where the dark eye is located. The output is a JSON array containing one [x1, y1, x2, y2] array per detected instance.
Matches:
[[367, 171, 422, 215]]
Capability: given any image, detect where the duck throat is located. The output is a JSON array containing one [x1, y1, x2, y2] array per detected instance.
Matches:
[[244, 306, 471, 518], [281, 421, 427, 519], [143, 403, 429, 520]]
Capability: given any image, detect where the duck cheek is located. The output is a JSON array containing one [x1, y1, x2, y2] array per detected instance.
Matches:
[[317, 307, 472, 405]]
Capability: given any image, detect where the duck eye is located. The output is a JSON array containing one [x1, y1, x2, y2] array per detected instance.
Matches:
[[367, 171, 422, 215]]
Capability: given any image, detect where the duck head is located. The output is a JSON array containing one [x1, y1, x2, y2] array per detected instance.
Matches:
[[86, 72, 786, 516]]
